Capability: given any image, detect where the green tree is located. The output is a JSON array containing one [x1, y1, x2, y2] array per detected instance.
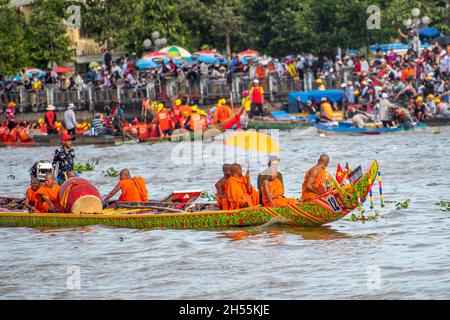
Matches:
[[82, 0, 188, 55], [25, 0, 72, 69], [0, 0, 29, 75]]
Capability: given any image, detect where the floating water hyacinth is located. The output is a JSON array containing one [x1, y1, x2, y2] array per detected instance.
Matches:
[[395, 199, 410, 210], [435, 201, 450, 212], [102, 167, 119, 177]]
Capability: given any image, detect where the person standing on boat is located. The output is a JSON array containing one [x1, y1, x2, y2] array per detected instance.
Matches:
[[249, 79, 264, 118], [52, 134, 75, 184], [104, 169, 148, 203], [301, 154, 330, 202], [379, 93, 394, 127], [64, 103, 77, 135], [45, 105, 57, 135], [4, 102, 16, 131]]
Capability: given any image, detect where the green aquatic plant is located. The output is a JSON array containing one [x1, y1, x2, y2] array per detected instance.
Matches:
[[435, 201, 450, 212], [395, 199, 410, 210], [426, 182, 438, 187], [348, 210, 381, 223], [102, 167, 119, 177], [74, 158, 99, 174], [433, 129, 442, 135], [6, 174, 16, 180]]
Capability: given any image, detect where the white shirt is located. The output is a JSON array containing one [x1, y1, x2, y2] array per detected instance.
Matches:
[[64, 109, 77, 130]]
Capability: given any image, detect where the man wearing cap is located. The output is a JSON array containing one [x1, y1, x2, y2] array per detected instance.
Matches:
[[45, 105, 57, 135], [64, 103, 77, 135], [52, 134, 75, 184], [249, 79, 264, 118]]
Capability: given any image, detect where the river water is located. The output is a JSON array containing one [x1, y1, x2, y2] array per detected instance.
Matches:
[[1, 126, 449, 299]]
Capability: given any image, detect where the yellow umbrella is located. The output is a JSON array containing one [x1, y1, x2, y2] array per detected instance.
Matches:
[[224, 130, 281, 155]]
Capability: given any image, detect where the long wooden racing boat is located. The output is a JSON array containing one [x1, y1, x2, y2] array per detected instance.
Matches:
[[0, 161, 378, 230], [423, 118, 450, 127], [32, 134, 136, 146], [0, 140, 37, 148], [246, 118, 312, 130], [315, 122, 426, 135]]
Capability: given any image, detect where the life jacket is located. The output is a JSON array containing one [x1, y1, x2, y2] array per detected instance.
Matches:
[[188, 113, 206, 131], [396, 108, 406, 117], [18, 128, 31, 142], [157, 109, 171, 131], [10, 127, 18, 142], [179, 105, 191, 116]]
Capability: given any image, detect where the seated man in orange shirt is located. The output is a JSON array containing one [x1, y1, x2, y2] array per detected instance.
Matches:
[[262, 170, 299, 208], [225, 163, 259, 209], [25, 178, 44, 213], [215, 164, 232, 210], [37, 174, 63, 213], [104, 169, 148, 202], [301, 154, 330, 202]]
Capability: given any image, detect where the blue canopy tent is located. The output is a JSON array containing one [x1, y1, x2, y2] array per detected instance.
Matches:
[[136, 58, 160, 70], [419, 27, 440, 38], [287, 90, 344, 113]]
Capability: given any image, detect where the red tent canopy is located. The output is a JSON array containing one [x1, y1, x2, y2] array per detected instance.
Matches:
[[238, 49, 259, 56], [143, 51, 167, 58], [52, 66, 74, 73]]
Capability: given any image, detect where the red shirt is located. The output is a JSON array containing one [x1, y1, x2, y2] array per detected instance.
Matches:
[[45, 111, 56, 130]]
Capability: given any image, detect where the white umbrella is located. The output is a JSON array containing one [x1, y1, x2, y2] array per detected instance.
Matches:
[[159, 46, 192, 59]]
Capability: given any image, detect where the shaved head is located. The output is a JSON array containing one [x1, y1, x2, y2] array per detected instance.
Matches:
[[119, 169, 130, 180], [223, 164, 232, 178], [318, 154, 329, 166], [231, 163, 243, 176]]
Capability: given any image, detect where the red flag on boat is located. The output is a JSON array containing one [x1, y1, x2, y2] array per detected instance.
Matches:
[[336, 163, 345, 184]]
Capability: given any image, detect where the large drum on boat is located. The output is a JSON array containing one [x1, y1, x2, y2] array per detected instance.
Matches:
[[59, 178, 102, 214]]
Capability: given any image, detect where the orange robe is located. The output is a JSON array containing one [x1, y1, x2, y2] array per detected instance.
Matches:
[[26, 188, 44, 213], [262, 178, 299, 207], [226, 176, 259, 209], [37, 184, 63, 212], [119, 177, 148, 202], [301, 167, 327, 202], [216, 179, 230, 210]]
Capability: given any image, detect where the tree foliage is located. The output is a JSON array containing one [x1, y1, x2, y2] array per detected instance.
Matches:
[[0, 0, 29, 74]]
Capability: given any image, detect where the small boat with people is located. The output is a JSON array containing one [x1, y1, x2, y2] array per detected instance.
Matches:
[[0, 160, 379, 230]]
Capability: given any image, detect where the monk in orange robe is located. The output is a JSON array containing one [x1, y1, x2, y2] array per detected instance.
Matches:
[[25, 178, 44, 213], [104, 169, 148, 202], [301, 154, 330, 202], [225, 164, 259, 209], [262, 171, 299, 207], [215, 164, 232, 210], [37, 174, 63, 212]]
